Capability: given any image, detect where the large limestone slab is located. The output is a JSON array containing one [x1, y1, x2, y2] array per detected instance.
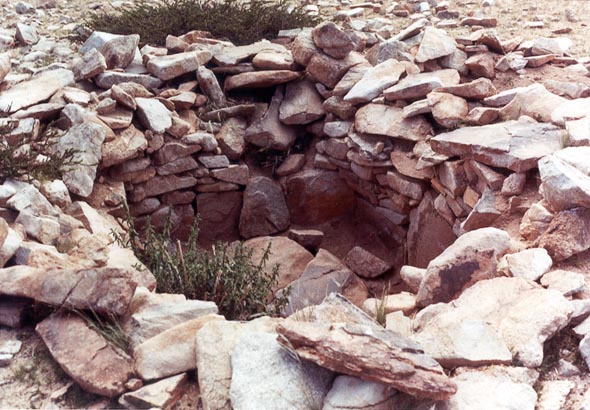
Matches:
[[431, 120, 564, 172], [196, 317, 279, 410], [416, 227, 511, 307], [0, 68, 74, 112], [276, 320, 457, 400], [134, 314, 223, 381], [36, 312, 134, 397], [499, 84, 566, 122], [414, 277, 573, 368], [0, 266, 137, 316], [230, 332, 333, 410], [355, 103, 432, 141], [436, 367, 537, 410], [128, 299, 218, 347]]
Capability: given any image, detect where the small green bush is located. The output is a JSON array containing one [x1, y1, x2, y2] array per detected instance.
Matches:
[[113, 209, 288, 320], [84, 0, 320, 46], [0, 123, 79, 184]]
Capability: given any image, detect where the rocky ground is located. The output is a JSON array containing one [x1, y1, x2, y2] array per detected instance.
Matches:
[[2, 0, 590, 409]]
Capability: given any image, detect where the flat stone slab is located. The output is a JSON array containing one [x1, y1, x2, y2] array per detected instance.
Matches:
[[0, 265, 137, 316], [225, 70, 302, 91], [277, 320, 457, 400], [355, 103, 432, 141], [0, 68, 74, 112], [36, 312, 134, 397], [431, 120, 564, 172]]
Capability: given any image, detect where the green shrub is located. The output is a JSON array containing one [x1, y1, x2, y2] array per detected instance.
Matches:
[[0, 123, 79, 184], [113, 209, 288, 320], [84, 0, 320, 46]]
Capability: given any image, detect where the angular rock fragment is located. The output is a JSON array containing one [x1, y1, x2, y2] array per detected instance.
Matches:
[[119, 373, 188, 410], [415, 27, 457, 63], [99, 34, 139, 69], [245, 87, 297, 151], [286, 250, 354, 315], [225, 70, 302, 91], [311, 21, 361, 59], [135, 98, 172, 133], [536, 207, 590, 262], [279, 80, 324, 125], [344, 59, 406, 104]]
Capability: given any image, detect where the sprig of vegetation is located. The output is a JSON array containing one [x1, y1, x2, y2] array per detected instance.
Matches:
[[112, 207, 289, 320], [74, 308, 132, 355], [84, 0, 320, 46], [0, 123, 79, 184]]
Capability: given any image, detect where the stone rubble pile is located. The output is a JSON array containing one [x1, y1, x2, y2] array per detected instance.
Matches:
[[1, 1, 590, 409]]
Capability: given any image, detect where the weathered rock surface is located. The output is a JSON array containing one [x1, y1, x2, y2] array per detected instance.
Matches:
[[539, 153, 590, 211], [344, 59, 406, 104], [344, 246, 391, 279], [286, 169, 355, 225], [431, 120, 563, 172], [436, 367, 537, 410], [536, 207, 590, 262], [0, 266, 137, 316], [355, 104, 432, 141], [230, 331, 333, 410], [417, 227, 511, 306], [134, 314, 223, 381], [414, 277, 573, 367], [128, 299, 218, 348], [36, 312, 134, 397], [0, 68, 74, 112], [56, 122, 106, 198], [277, 320, 457, 400], [196, 317, 279, 410], [322, 375, 396, 410], [119, 373, 188, 410], [286, 249, 354, 315], [243, 236, 313, 291], [239, 176, 290, 239]]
